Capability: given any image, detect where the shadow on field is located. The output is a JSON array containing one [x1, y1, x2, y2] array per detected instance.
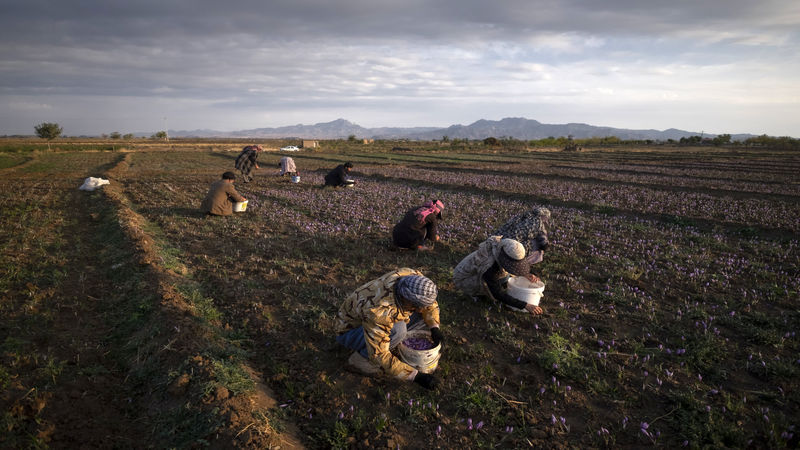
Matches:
[[149, 206, 208, 219], [207, 151, 237, 163]]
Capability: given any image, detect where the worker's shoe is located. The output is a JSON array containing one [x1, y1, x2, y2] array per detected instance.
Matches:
[[347, 352, 381, 375]]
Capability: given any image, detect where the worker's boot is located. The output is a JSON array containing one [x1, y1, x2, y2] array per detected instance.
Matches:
[[347, 352, 381, 375]]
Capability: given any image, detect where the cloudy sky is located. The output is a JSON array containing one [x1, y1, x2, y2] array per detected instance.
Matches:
[[1, 0, 798, 137]]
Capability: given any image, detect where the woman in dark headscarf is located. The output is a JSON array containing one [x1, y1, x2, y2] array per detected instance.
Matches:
[[494, 206, 551, 280], [392, 199, 444, 251]]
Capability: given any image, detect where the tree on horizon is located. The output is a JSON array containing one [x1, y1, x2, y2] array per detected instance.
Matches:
[[34, 122, 63, 150]]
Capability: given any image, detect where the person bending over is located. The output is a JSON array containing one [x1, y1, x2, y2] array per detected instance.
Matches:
[[392, 199, 444, 251], [335, 268, 444, 390]]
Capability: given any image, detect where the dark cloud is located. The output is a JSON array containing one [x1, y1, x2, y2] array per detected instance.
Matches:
[[3, 0, 796, 44], [0, 0, 797, 135]]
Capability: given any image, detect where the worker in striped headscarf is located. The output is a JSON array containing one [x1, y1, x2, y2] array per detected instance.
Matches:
[[335, 268, 443, 389]]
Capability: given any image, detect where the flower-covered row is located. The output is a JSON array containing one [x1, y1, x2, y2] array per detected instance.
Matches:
[[355, 166, 800, 232]]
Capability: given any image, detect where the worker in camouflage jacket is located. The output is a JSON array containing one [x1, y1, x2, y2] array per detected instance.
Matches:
[[335, 268, 443, 389]]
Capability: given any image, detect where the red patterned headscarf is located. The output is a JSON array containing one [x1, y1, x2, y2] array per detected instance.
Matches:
[[414, 199, 444, 223]]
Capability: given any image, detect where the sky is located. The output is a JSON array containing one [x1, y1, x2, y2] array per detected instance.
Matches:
[[1, 0, 798, 137]]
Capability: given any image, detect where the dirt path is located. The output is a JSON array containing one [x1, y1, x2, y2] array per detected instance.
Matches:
[[35, 188, 151, 446], [103, 153, 305, 448], [1, 152, 304, 448], [0, 172, 151, 446]]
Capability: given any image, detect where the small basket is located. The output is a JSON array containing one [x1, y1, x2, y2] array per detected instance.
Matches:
[[506, 277, 545, 311], [291, 175, 300, 183], [233, 200, 248, 212], [397, 329, 441, 374]]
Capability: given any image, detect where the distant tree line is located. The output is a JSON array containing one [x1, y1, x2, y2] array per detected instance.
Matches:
[[27, 121, 799, 151], [479, 134, 800, 150]]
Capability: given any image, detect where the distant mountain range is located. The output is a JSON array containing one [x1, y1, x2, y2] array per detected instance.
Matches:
[[162, 117, 756, 141]]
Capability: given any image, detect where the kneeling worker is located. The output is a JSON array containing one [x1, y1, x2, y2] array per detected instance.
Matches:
[[453, 236, 543, 315], [201, 171, 246, 216], [335, 268, 443, 390], [324, 161, 354, 187]]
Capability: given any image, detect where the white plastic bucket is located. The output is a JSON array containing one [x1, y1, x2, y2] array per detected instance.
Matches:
[[506, 277, 545, 311], [233, 200, 248, 212], [291, 175, 300, 183], [343, 179, 355, 188], [398, 329, 441, 374]]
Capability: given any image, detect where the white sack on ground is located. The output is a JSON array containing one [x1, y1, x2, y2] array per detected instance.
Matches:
[[79, 177, 110, 191]]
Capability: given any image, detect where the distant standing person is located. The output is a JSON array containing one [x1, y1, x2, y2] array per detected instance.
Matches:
[[235, 144, 262, 183], [278, 156, 298, 178], [201, 172, 246, 216], [393, 199, 444, 251], [324, 161, 354, 187]]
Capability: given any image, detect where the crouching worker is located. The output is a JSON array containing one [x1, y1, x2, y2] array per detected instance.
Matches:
[[201, 171, 246, 216], [392, 199, 444, 251], [453, 237, 543, 315], [324, 161, 354, 187], [335, 268, 443, 390], [494, 207, 551, 280], [278, 156, 298, 178]]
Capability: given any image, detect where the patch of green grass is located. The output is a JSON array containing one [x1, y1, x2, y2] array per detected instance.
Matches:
[[1, 336, 29, 356], [19, 160, 61, 173], [311, 419, 351, 450], [453, 383, 505, 420], [538, 332, 586, 380], [720, 312, 781, 346], [0, 410, 49, 449], [254, 408, 285, 433], [373, 413, 389, 433], [207, 359, 255, 396], [140, 221, 188, 274], [586, 377, 614, 395], [348, 408, 370, 434], [0, 366, 11, 389], [0, 154, 29, 168], [285, 303, 330, 332], [666, 391, 745, 449], [153, 402, 224, 448], [486, 317, 524, 347], [37, 357, 65, 385], [0, 143, 47, 153], [684, 333, 727, 378], [179, 285, 223, 323]]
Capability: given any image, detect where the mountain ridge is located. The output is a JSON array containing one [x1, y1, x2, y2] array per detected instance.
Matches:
[[160, 117, 758, 141]]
